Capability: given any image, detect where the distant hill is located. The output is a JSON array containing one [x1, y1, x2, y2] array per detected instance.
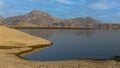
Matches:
[[61, 16, 99, 28], [0, 10, 100, 28], [0, 16, 4, 24]]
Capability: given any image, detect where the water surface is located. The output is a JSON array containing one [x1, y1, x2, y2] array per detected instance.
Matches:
[[18, 29, 120, 61]]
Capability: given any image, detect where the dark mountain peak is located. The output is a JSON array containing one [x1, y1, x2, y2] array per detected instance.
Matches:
[[73, 17, 84, 20], [29, 10, 48, 15], [85, 16, 94, 20], [27, 10, 52, 18], [30, 10, 41, 14], [85, 16, 100, 24]]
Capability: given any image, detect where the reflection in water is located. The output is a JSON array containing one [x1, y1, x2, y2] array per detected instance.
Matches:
[[18, 29, 120, 61], [18, 29, 97, 39]]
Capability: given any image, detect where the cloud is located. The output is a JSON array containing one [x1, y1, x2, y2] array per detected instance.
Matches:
[[55, 0, 72, 4], [0, 0, 6, 8], [89, 1, 118, 10]]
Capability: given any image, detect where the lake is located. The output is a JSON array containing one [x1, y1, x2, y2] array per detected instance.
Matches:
[[18, 29, 120, 61]]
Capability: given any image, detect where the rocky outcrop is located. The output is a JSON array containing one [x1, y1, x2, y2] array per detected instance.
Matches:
[[0, 10, 100, 28], [2, 10, 61, 26], [60, 16, 99, 28]]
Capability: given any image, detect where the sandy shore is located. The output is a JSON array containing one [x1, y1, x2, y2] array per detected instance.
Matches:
[[0, 47, 120, 68], [1, 52, 120, 68], [0, 46, 120, 68], [0, 26, 120, 68]]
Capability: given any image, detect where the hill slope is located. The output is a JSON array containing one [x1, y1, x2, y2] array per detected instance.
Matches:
[[0, 10, 100, 28]]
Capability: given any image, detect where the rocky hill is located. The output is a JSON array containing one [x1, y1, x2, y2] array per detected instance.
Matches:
[[0, 10, 100, 28], [0, 16, 4, 24], [60, 17, 99, 28]]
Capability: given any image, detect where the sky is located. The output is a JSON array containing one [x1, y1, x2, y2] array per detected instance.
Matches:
[[0, 0, 120, 23]]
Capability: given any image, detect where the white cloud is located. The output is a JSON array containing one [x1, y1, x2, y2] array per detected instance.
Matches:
[[89, 1, 118, 10], [55, 0, 72, 4]]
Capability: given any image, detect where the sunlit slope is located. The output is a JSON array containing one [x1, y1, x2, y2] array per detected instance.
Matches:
[[0, 26, 52, 47]]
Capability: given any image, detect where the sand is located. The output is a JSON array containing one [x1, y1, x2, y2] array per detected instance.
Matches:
[[1, 52, 120, 68], [0, 26, 120, 68], [0, 26, 52, 47]]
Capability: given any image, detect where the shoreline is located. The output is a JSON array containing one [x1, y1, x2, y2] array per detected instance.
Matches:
[[18, 46, 120, 62], [1, 45, 120, 68], [1, 48, 120, 68], [8, 26, 97, 30], [1, 44, 120, 68], [0, 26, 120, 68]]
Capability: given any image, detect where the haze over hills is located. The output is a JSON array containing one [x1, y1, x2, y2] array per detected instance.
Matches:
[[0, 10, 100, 28]]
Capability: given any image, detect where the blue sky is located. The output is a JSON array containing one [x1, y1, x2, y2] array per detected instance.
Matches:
[[0, 0, 120, 23]]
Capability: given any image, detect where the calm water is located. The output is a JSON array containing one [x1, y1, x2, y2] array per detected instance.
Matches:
[[19, 29, 120, 61]]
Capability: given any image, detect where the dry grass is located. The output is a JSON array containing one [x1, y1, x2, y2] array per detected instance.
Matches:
[[0, 26, 52, 47]]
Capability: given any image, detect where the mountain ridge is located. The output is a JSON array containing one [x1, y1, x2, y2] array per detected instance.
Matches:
[[0, 10, 100, 28]]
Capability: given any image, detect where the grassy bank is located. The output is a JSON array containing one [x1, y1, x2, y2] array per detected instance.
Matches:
[[9, 26, 96, 29]]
